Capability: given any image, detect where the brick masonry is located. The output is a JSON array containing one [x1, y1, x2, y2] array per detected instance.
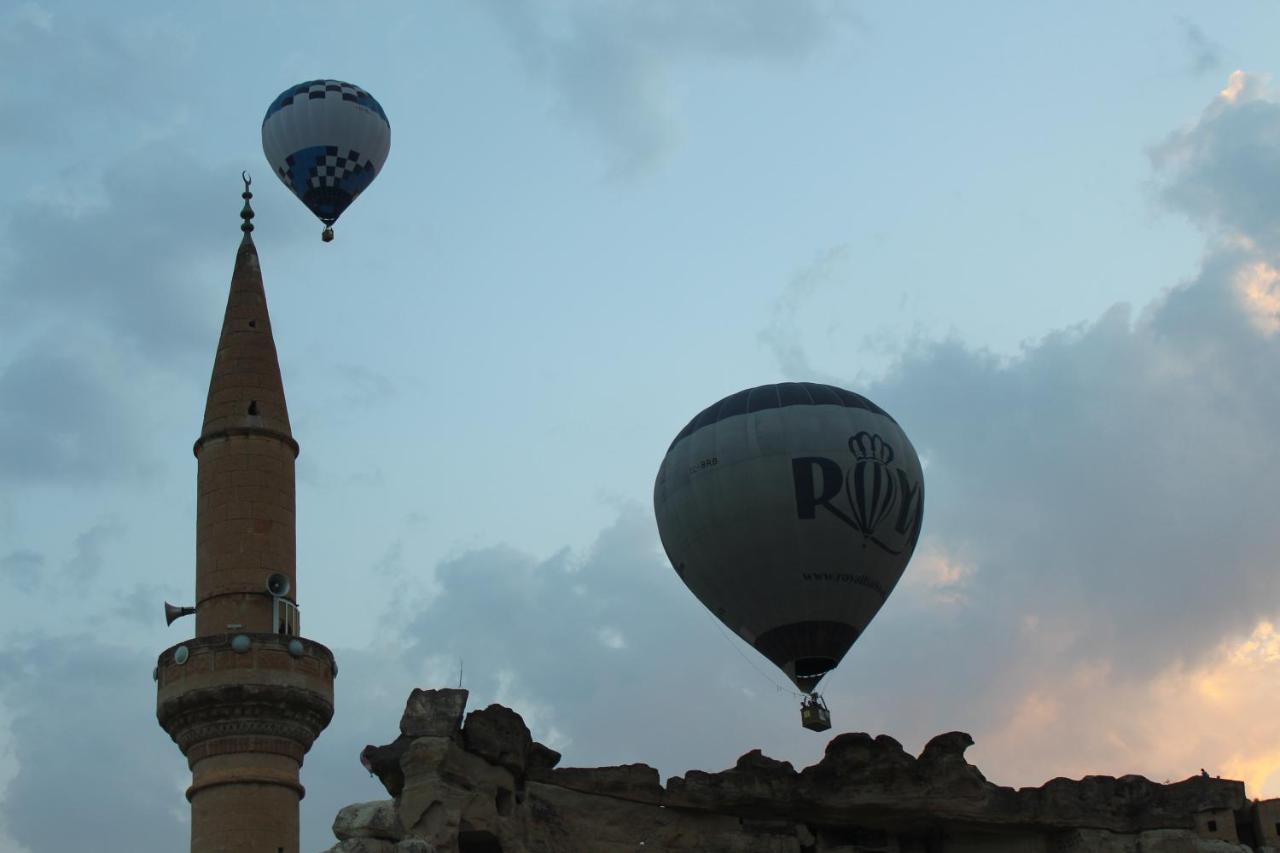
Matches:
[[157, 226, 334, 853]]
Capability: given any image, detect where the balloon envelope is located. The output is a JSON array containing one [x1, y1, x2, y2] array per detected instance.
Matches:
[[653, 382, 924, 694], [261, 80, 391, 228]]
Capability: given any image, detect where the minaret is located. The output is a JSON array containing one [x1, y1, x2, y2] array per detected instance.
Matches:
[[156, 175, 335, 853]]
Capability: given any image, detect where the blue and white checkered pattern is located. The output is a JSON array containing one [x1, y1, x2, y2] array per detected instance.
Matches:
[[262, 79, 391, 227], [278, 147, 374, 190], [265, 80, 389, 124]]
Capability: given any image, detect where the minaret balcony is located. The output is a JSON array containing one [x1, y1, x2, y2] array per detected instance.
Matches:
[[155, 633, 335, 762]]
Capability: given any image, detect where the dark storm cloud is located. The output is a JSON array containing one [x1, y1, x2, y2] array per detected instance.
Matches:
[[478, 0, 856, 175]]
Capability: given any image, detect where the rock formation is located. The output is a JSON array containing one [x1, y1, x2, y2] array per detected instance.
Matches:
[[324, 689, 1273, 853]]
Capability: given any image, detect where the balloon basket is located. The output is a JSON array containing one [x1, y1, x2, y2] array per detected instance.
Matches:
[[322, 227, 335, 242], [801, 695, 831, 732]]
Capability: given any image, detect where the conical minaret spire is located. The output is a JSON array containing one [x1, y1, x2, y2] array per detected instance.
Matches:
[[193, 172, 298, 636], [157, 178, 335, 853], [198, 173, 294, 451]]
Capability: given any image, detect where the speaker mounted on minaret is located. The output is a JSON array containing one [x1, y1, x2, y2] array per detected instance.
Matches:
[[164, 602, 196, 626], [268, 572, 300, 635]]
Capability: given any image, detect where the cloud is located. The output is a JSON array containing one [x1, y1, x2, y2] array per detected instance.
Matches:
[[0, 636, 188, 852], [1177, 18, 1221, 76], [293, 72, 1280, 827], [901, 543, 976, 608], [0, 144, 309, 486], [111, 583, 175, 627], [0, 3, 195, 154], [753, 71, 1280, 787], [390, 505, 823, 774], [975, 620, 1280, 795], [0, 551, 43, 595], [1150, 71, 1280, 246], [477, 0, 856, 175], [0, 151, 240, 361], [64, 521, 124, 583], [869, 253, 1280, 677], [0, 342, 155, 485], [332, 363, 397, 408], [759, 244, 850, 382]]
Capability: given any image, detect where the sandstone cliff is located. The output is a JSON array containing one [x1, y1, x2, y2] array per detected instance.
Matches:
[[323, 688, 1269, 853]]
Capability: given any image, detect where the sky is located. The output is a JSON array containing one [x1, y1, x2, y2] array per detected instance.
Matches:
[[3, 1, 1280, 850]]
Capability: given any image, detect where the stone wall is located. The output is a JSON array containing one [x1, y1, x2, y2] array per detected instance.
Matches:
[[322, 689, 1266, 853]]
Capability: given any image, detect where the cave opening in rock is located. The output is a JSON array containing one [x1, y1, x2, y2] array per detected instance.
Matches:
[[458, 829, 503, 853]]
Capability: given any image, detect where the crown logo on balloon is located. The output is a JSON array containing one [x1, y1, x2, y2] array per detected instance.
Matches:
[[847, 431, 895, 464]]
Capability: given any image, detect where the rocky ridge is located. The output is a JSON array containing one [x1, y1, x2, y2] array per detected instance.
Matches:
[[324, 688, 1259, 853]]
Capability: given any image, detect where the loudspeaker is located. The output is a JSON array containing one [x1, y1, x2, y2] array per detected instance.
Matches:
[[266, 572, 291, 597], [164, 602, 196, 626]]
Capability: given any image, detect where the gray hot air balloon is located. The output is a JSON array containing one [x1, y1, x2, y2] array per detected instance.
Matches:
[[654, 382, 924, 730]]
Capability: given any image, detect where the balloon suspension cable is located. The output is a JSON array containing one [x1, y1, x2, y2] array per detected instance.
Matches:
[[240, 171, 255, 234], [703, 610, 805, 700]]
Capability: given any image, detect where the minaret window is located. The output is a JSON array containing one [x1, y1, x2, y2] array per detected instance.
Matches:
[[274, 597, 299, 635], [248, 400, 259, 415]]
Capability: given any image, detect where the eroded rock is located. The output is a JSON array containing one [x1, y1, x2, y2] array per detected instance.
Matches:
[[548, 763, 664, 802], [333, 800, 404, 842], [325, 690, 1266, 853], [400, 688, 468, 739], [462, 703, 533, 777], [527, 740, 562, 773], [324, 838, 398, 853]]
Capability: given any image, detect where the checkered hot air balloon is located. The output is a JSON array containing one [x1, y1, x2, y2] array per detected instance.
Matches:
[[653, 383, 925, 717], [262, 80, 391, 242]]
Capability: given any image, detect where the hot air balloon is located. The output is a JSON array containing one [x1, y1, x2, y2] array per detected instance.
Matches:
[[261, 80, 391, 242], [653, 382, 924, 731]]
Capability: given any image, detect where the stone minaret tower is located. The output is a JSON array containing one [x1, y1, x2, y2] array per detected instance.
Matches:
[[156, 176, 336, 853]]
